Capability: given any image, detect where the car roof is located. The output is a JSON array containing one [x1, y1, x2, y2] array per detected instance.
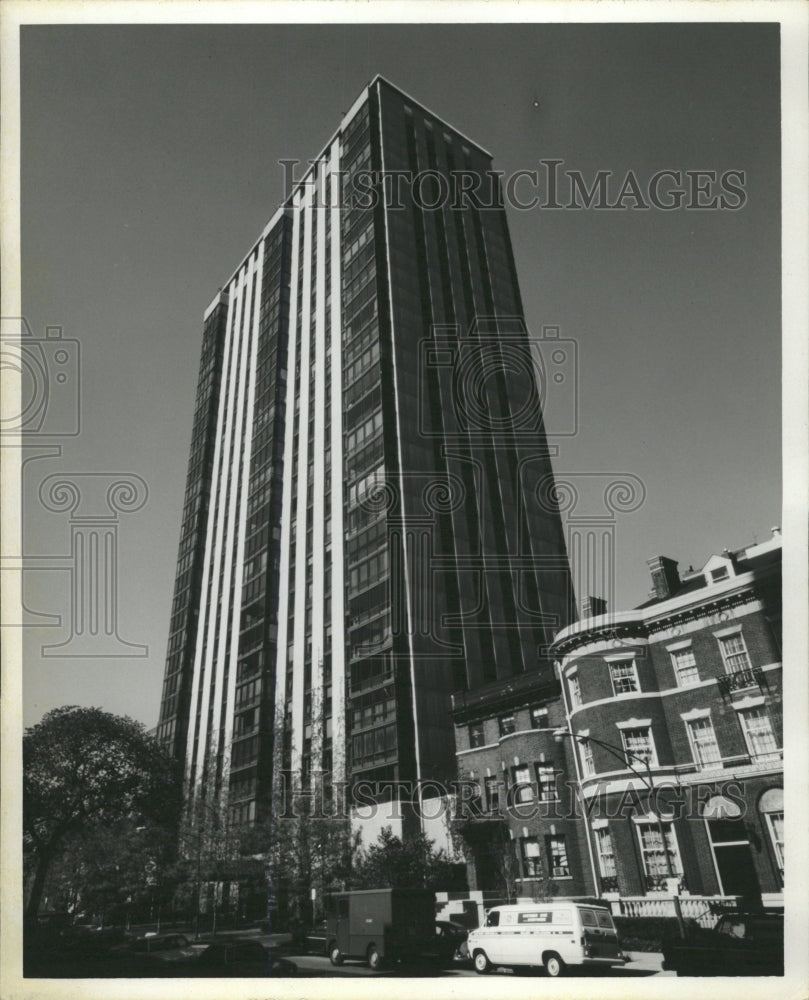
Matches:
[[490, 901, 603, 909]]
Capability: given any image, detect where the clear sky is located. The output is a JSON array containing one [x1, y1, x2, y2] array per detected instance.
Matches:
[[20, 20, 781, 729]]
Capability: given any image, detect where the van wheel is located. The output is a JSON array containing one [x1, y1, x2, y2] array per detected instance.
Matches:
[[473, 950, 492, 974], [367, 945, 383, 970], [543, 951, 566, 977], [329, 943, 343, 966]]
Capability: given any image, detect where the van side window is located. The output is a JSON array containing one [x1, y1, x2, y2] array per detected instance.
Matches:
[[580, 908, 598, 927], [485, 911, 500, 927]]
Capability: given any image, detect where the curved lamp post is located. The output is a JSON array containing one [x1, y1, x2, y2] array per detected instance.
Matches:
[[552, 727, 686, 938]]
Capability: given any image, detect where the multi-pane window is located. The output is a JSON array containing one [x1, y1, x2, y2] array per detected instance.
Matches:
[[498, 713, 517, 737], [609, 659, 639, 696], [671, 647, 700, 686], [521, 837, 542, 877], [718, 632, 752, 673], [580, 738, 596, 777], [569, 674, 582, 708], [469, 722, 485, 748], [621, 726, 656, 766], [512, 765, 533, 803], [595, 827, 617, 878], [739, 706, 780, 758], [535, 765, 559, 801], [765, 811, 784, 880], [530, 706, 549, 729], [546, 835, 570, 877], [484, 776, 500, 814], [637, 822, 682, 879], [686, 716, 722, 767]]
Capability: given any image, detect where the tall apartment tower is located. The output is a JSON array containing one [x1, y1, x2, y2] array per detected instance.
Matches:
[[157, 77, 575, 834]]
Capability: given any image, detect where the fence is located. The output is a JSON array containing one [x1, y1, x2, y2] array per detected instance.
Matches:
[[610, 895, 742, 928]]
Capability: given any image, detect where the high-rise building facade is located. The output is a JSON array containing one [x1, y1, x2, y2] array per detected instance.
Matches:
[[157, 77, 575, 835]]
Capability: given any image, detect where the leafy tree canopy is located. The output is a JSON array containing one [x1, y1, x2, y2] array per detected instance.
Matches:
[[23, 705, 181, 917], [351, 826, 466, 892]]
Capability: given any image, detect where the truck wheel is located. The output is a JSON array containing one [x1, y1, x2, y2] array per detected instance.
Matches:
[[329, 943, 343, 966], [367, 945, 383, 970], [473, 950, 492, 974], [543, 951, 566, 977]]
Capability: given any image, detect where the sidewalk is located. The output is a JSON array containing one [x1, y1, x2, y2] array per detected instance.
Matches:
[[623, 951, 668, 974]]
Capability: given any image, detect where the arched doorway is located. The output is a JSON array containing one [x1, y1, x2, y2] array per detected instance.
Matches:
[[702, 794, 761, 901], [758, 788, 784, 887]]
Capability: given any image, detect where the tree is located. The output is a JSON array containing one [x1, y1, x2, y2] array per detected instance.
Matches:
[[23, 706, 181, 918], [41, 818, 183, 927], [351, 827, 467, 891]]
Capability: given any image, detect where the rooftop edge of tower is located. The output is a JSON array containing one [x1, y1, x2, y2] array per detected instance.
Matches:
[[203, 76, 494, 317]]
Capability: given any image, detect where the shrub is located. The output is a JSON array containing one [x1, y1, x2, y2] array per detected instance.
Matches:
[[614, 915, 699, 952]]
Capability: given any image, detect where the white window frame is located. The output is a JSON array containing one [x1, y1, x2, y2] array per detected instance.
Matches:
[[546, 834, 571, 878], [669, 644, 700, 687], [716, 628, 753, 674], [535, 764, 559, 802], [498, 712, 517, 737], [738, 705, 780, 759], [635, 820, 683, 879], [619, 724, 658, 768], [685, 714, 722, 768], [569, 673, 582, 708], [521, 836, 542, 878], [512, 764, 533, 804], [595, 826, 617, 878], [608, 657, 640, 697], [580, 737, 595, 777], [764, 811, 784, 880]]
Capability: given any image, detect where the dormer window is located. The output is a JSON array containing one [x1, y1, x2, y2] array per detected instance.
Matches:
[[703, 553, 736, 585]]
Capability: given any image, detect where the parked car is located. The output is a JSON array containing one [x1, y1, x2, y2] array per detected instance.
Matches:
[[433, 921, 470, 964], [661, 910, 784, 976], [301, 920, 329, 956], [190, 938, 298, 977], [467, 901, 625, 977], [126, 932, 200, 964]]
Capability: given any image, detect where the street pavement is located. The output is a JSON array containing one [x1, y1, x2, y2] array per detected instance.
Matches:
[[265, 948, 671, 978]]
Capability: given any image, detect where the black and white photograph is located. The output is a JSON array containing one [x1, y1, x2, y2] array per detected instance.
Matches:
[[2, 3, 807, 998]]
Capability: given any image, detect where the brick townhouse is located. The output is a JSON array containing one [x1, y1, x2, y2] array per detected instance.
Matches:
[[450, 531, 783, 910], [550, 531, 783, 907], [451, 671, 597, 900]]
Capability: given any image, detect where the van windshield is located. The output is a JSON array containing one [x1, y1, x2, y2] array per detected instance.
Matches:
[[485, 912, 500, 927]]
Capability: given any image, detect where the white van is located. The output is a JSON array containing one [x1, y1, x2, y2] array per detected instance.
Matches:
[[466, 901, 624, 977]]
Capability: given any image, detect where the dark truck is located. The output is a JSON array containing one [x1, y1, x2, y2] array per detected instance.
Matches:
[[661, 910, 784, 977], [325, 888, 436, 969]]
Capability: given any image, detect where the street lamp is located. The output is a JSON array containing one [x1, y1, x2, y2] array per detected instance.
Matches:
[[552, 727, 685, 938]]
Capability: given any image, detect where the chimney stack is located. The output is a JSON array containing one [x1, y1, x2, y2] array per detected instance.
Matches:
[[580, 595, 608, 619], [647, 556, 680, 600]]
